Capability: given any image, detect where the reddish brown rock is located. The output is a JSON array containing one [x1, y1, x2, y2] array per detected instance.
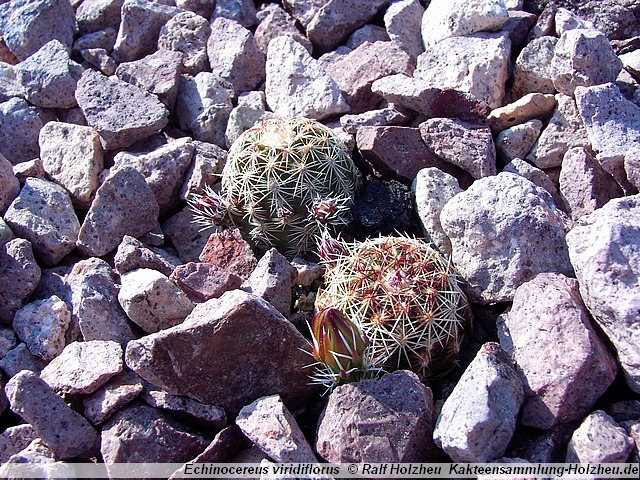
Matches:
[[199, 228, 258, 280], [170, 262, 243, 303], [125, 289, 315, 413], [356, 126, 473, 186]]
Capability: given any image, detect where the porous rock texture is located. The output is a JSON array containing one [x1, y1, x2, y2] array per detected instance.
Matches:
[[1, 0, 640, 469]]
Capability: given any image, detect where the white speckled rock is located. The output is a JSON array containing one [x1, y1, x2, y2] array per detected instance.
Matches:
[[38, 121, 103, 208], [434, 343, 524, 463], [551, 28, 622, 96], [265, 36, 349, 119], [12, 296, 70, 362], [412, 167, 462, 256], [495, 119, 543, 163], [487, 92, 556, 133], [415, 32, 510, 109], [236, 394, 317, 463], [421, 0, 509, 47], [384, 0, 424, 61], [511, 36, 557, 99], [118, 268, 194, 334], [498, 273, 618, 429], [225, 91, 275, 148], [440, 173, 573, 304], [158, 11, 211, 75], [566, 195, 640, 393], [0, 153, 19, 214], [566, 411, 634, 463]]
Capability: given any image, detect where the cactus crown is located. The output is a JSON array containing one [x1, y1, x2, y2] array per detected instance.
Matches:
[[190, 117, 359, 258], [316, 234, 471, 381]]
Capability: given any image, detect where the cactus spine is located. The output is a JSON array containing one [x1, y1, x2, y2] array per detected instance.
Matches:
[[190, 117, 359, 258], [316, 234, 471, 380]]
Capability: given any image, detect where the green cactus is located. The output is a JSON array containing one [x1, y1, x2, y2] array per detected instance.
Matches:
[[316, 234, 472, 380], [189, 117, 360, 258]]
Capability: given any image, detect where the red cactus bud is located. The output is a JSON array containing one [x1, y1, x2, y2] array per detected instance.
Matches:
[[311, 197, 338, 224], [311, 307, 368, 381], [317, 231, 347, 266]]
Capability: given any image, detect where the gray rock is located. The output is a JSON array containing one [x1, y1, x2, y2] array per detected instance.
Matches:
[[575, 83, 640, 193], [306, 0, 390, 53], [12, 159, 46, 184], [412, 167, 462, 256], [0, 153, 19, 213], [16, 39, 83, 109], [242, 248, 296, 317], [339, 107, 410, 135], [237, 394, 316, 463], [281, 0, 329, 29], [487, 93, 556, 133], [0, 0, 77, 61], [421, 0, 509, 48], [13, 295, 70, 362], [162, 207, 216, 263], [345, 24, 389, 50], [0, 218, 14, 249], [72, 27, 117, 52], [0, 438, 71, 478], [38, 121, 103, 208], [40, 340, 123, 395], [76, 0, 123, 35], [325, 40, 413, 113], [0, 63, 23, 103], [111, 0, 181, 63], [4, 178, 80, 266], [499, 273, 618, 429], [77, 167, 159, 257], [0, 424, 38, 464], [66, 257, 136, 345], [0, 97, 46, 164], [81, 48, 117, 76], [141, 384, 227, 428], [434, 343, 524, 463], [415, 32, 511, 109], [511, 36, 557, 98], [83, 370, 143, 425], [208, 17, 265, 95], [554, 7, 595, 36], [371, 74, 491, 122], [502, 158, 564, 209], [566, 411, 634, 463], [224, 91, 275, 149], [566, 195, 640, 393], [626, 145, 640, 191], [114, 235, 177, 277], [527, 94, 590, 169], [0, 326, 16, 359], [440, 173, 573, 303], [265, 36, 349, 120], [170, 262, 242, 303], [316, 370, 435, 463], [211, 0, 257, 29], [420, 118, 496, 179], [0, 342, 46, 378], [118, 268, 194, 333], [559, 146, 624, 221], [495, 119, 543, 164], [5, 370, 100, 459], [115, 49, 183, 110], [158, 11, 211, 75], [75, 69, 169, 151], [175, 72, 233, 148], [112, 137, 194, 214], [384, 0, 424, 61], [551, 28, 622, 96], [180, 141, 226, 201], [125, 289, 314, 413], [100, 404, 209, 470], [0, 239, 40, 324], [254, 3, 312, 55]]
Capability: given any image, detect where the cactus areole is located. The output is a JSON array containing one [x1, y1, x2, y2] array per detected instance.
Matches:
[[316, 235, 472, 381], [190, 117, 360, 258]]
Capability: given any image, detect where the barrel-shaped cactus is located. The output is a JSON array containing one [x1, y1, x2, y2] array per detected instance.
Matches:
[[190, 117, 359, 258], [316, 234, 472, 380]]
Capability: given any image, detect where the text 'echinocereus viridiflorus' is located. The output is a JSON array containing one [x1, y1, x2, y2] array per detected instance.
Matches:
[[189, 117, 360, 259]]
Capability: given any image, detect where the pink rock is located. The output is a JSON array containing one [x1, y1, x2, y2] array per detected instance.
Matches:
[[170, 262, 242, 303], [199, 228, 258, 280], [5, 370, 100, 459], [499, 273, 618, 429], [316, 370, 436, 463], [0, 153, 20, 213], [242, 248, 297, 316], [0, 98, 47, 164], [0, 424, 38, 464], [114, 235, 178, 277], [254, 3, 312, 54], [326, 41, 413, 113], [0, 239, 40, 324], [83, 370, 144, 425]]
